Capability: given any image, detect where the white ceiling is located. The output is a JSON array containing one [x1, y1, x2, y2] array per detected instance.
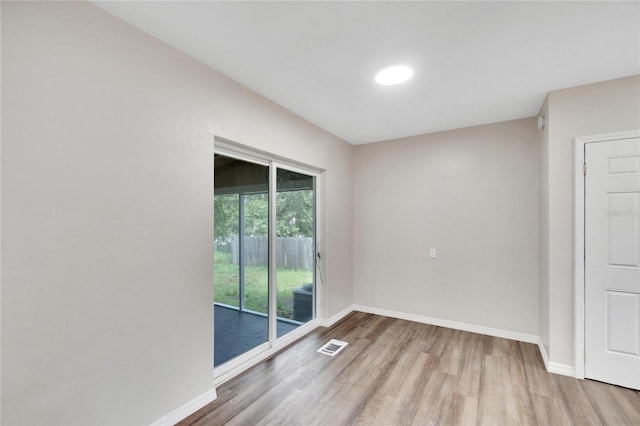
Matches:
[[92, 1, 640, 145]]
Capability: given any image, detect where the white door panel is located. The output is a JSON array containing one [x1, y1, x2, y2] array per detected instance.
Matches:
[[585, 137, 640, 390], [605, 191, 640, 267]]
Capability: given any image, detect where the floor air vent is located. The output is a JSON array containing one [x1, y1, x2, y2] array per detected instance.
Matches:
[[317, 339, 348, 357]]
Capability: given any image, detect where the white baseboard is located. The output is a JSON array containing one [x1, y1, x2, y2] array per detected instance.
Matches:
[[537, 337, 576, 377], [353, 304, 539, 344], [318, 304, 356, 328], [547, 362, 576, 377], [538, 338, 551, 369], [151, 387, 217, 426]]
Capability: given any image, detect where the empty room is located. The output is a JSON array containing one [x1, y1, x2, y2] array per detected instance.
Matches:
[[1, 1, 640, 425]]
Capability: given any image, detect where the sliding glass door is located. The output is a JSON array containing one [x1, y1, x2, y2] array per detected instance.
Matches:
[[213, 152, 316, 367]]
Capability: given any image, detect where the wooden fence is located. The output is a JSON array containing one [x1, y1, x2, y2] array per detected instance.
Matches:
[[229, 236, 314, 271]]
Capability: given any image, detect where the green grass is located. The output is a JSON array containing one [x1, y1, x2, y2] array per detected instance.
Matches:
[[214, 251, 313, 319]]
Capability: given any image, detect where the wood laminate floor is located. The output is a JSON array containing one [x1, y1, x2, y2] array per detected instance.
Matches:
[[181, 312, 640, 426]]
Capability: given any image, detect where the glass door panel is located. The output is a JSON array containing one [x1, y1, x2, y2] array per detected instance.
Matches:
[[214, 154, 269, 366], [275, 168, 315, 338]]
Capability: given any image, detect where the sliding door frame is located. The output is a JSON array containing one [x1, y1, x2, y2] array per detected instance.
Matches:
[[213, 136, 324, 385]]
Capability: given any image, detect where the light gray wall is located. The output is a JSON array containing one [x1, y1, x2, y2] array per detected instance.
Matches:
[[0, 2, 353, 424], [353, 118, 539, 335], [541, 75, 640, 367]]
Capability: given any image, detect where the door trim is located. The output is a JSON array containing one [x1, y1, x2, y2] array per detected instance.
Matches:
[[573, 130, 640, 380]]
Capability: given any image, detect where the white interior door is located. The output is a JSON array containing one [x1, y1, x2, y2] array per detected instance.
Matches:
[[585, 137, 640, 389]]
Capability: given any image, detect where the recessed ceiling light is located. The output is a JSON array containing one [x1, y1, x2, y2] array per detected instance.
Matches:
[[375, 65, 413, 86]]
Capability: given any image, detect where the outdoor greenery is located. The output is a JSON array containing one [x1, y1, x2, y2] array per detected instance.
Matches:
[[214, 189, 314, 320], [214, 251, 313, 319], [214, 190, 314, 247]]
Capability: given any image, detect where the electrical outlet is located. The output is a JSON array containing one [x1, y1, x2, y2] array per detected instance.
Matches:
[[429, 248, 436, 258]]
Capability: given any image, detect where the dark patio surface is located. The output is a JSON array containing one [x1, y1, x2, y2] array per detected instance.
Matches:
[[214, 304, 300, 366]]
